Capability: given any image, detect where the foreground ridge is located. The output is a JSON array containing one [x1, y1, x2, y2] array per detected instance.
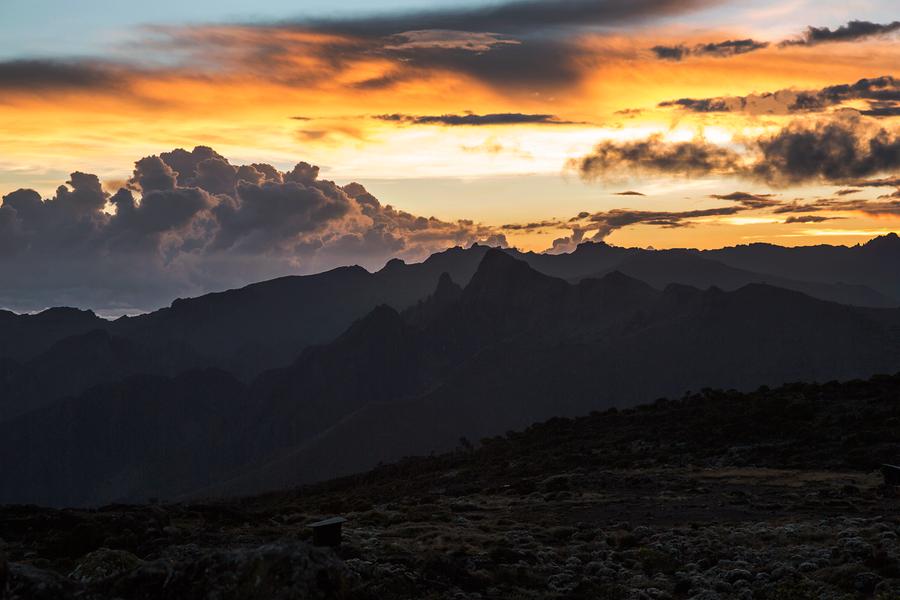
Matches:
[[2, 373, 899, 598]]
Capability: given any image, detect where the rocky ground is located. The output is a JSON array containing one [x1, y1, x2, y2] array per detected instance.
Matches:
[[2, 375, 899, 599]]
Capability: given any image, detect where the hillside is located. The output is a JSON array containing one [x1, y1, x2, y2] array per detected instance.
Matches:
[[2, 373, 899, 599]]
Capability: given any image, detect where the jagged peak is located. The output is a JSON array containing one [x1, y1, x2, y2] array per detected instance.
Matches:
[[381, 257, 406, 272], [862, 232, 899, 249], [434, 272, 461, 297], [479, 247, 517, 265], [340, 304, 404, 341], [467, 249, 544, 285]]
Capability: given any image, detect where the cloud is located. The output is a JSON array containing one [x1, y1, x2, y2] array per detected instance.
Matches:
[[126, 0, 717, 95], [374, 112, 579, 126], [749, 116, 900, 185], [781, 20, 900, 47], [651, 39, 768, 61], [0, 147, 504, 312], [543, 206, 745, 250], [575, 114, 900, 186], [306, 0, 717, 37], [614, 190, 646, 196], [383, 30, 520, 52], [658, 76, 900, 118], [0, 0, 723, 101], [784, 215, 842, 224], [773, 195, 900, 218], [0, 59, 123, 92], [710, 192, 780, 208], [849, 176, 900, 188], [571, 134, 743, 180]]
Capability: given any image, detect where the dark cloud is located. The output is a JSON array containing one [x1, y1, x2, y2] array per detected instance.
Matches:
[[0, 1, 718, 97], [773, 195, 900, 217], [862, 103, 900, 118], [784, 215, 842, 224], [499, 219, 565, 231], [651, 39, 768, 61], [0, 59, 121, 92], [575, 114, 900, 186], [710, 192, 780, 208], [781, 20, 900, 47], [374, 112, 578, 126], [306, 0, 716, 36], [0, 147, 504, 312], [849, 176, 900, 188], [772, 201, 823, 214], [546, 206, 744, 251], [836, 188, 862, 196], [614, 190, 646, 196], [572, 134, 742, 180], [659, 76, 900, 118], [378, 38, 590, 91], [749, 116, 900, 185], [177, 0, 718, 93]]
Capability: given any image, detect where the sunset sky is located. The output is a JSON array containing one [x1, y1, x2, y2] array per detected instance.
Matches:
[[1, 0, 898, 311]]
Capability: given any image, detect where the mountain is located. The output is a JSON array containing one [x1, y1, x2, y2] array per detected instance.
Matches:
[[0, 330, 205, 423], [0, 307, 106, 362], [587, 250, 897, 307], [704, 232, 900, 301], [4, 250, 900, 507], [1, 237, 895, 396]]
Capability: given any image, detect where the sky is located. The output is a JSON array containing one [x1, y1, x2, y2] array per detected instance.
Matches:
[[0, 0, 898, 311]]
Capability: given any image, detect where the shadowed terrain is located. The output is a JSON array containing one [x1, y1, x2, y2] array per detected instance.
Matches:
[[2, 373, 899, 599]]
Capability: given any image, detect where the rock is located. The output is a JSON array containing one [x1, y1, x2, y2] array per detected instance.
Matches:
[[106, 541, 353, 600], [724, 569, 752, 583], [69, 548, 142, 584], [854, 572, 880, 594], [6, 563, 77, 600], [839, 537, 872, 557]]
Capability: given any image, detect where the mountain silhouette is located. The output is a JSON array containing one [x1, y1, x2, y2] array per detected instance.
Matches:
[[589, 250, 897, 307], [1, 236, 896, 415], [3, 249, 900, 506], [703, 232, 900, 301]]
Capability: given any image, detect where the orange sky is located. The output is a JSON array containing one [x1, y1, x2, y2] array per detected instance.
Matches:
[[1, 14, 899, 253]]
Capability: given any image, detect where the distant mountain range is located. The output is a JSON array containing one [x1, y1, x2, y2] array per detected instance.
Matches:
[[2, 235, 900, 507]]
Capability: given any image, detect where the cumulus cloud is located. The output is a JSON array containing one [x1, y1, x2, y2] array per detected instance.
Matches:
[[749, 116, 900, 185], [651, 39, 768, 61], [572, 134, 743, 180], [781, 20, 900, 47], [574, 114, 900, 186], [658, 76, 900, 118], [0, 147, 505, 312]]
